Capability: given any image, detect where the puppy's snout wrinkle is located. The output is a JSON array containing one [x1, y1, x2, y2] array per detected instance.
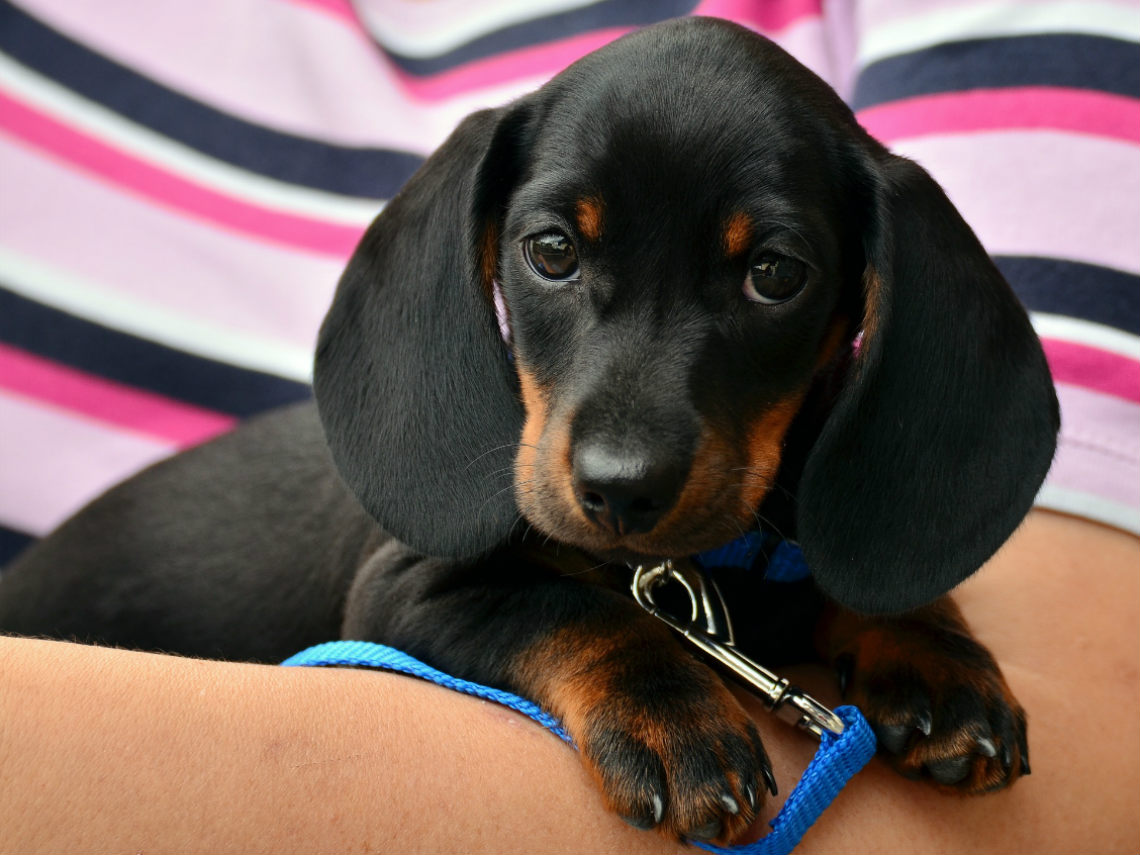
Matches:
[[571, 441, 688, 536]]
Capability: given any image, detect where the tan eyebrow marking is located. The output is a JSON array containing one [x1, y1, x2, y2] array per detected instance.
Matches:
[[576, 197, 604, 243], [723, 211, 754, 258]]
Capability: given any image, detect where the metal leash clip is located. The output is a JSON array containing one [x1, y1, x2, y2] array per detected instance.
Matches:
[[631, 559, 845, 738]]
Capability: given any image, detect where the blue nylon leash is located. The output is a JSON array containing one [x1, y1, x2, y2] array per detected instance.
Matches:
[[282, 640, 875, 855]]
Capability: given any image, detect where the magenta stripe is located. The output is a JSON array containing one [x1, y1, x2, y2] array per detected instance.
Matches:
[[1042, 338, 1140, 404], [697, 0, 822, 33], [858, 88, 1140, 145], [292, 0, 822, 38], [280, 0, 358, 24], [0, 91, 364, 257], [0, 344, 237, 446]]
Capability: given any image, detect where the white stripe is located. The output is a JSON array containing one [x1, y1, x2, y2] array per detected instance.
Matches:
[[1035, 484, 1140, 535], [0, 54, 384, 226], [859, 0, 1140, 67], [354, 0, 605, 58], [0, 248, 314, 382], [1031, 313, 1140, 360]]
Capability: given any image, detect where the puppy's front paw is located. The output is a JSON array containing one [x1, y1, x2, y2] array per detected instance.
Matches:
[[576, 665, 775, 843], [836, 620, 1028, 793], [525, 623, 775, 845]]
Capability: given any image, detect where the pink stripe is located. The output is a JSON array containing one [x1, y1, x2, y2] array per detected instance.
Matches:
[[280, 0, 359, 23], [0, 137, 342, 352], [292, 0, 822, 40], [1042, 339, 1140, 404], [0, 91, 363, 257], [697, 0, 822, 33], [0, 344, 237, 447], [858, 88, 1140, 145]]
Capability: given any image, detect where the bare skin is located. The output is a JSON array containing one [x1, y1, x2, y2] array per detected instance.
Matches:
[[1, 510, 1137, 854]]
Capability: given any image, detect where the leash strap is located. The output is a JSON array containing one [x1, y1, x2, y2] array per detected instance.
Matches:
[[282, 640, 875, 855]]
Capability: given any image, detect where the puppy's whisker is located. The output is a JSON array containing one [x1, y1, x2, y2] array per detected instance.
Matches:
[[462, 443, 519, 471]]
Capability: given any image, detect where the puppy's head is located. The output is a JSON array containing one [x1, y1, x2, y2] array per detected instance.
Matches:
[[314, 18, 1058, 614]]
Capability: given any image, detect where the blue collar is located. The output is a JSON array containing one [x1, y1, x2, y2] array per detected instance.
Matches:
[[694, 531, 810, 582]]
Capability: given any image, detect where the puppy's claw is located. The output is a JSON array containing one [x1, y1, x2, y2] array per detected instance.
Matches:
[[743, 783, 757, 811], [620, 792, 665, 830], [762, 762, 778, 797], [975, 735, 997, 759], [718, 793, 740, 815], [916, 709, 933, 737], [1000, 741, 1013, 772]]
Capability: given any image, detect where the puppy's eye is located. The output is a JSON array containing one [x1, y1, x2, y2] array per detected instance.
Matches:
[[744, 252, 807, 304], [524, 232, 579, 281]]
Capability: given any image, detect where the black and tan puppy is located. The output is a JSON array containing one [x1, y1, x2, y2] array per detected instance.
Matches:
[[0, 18, 1058, 843]]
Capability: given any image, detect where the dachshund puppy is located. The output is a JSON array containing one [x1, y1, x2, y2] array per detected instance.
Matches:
[[0, 18, 1057, 843]]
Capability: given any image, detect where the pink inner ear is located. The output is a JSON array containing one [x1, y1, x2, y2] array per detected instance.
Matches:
[[852, 329, 864, 357], [492, 280, 512, 346]]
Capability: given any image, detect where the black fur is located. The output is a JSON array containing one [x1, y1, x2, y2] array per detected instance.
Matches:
[[1, 18, 1057, 841]]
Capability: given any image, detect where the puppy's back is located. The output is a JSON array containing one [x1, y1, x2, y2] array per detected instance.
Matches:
[[0, 403, 381, 662]]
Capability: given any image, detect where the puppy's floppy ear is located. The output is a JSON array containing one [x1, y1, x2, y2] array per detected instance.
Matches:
[[799, 153, 1059, 614], [314, 106, 530, 558]]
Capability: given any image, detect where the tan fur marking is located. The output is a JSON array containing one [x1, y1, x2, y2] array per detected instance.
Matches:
[[741, 393, 807, 510], [861, 265, 885, 347], [515, 362, 549, 504], [723, 211, 754, 258], [576, 197, 604, 243], [656, 427, 734, 536]]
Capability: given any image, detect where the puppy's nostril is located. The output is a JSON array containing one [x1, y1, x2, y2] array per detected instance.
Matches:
[[580, 491, 607, 513]]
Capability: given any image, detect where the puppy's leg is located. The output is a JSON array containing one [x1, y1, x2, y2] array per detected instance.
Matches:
[[819, 596, 1028, 792], [342, 541, 774, 844]]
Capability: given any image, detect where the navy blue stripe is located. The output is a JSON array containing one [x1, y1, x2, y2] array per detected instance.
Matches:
[[0, 287, 312, 418], [377, 0, 698, 76], [0, 0, 424, 199], [853, 34, 1140, 109], [0, 525, 34, 568], [995, 257, 1140, 336]]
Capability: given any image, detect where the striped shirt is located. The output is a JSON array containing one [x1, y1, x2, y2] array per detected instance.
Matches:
[[1, 0, 1137, 566]]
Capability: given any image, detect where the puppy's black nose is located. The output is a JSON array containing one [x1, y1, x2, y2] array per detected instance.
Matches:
[[572, 442, 685, 535]]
